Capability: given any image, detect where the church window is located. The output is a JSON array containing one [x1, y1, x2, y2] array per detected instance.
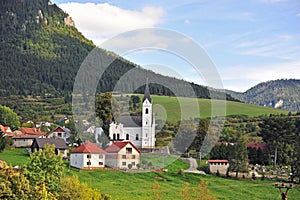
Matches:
[[136, 134, 139, 140], [126, 134, 129, 140], [113, 134, 116, 140], [145, 108, 149, 114], [117, 134, 120, 140]]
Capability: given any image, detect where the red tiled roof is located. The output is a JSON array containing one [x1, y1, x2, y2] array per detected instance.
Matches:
[[71, 141, 106, 154], [12, 134, 42, 139], [106, 141, 141, 154], [208, 160, 228, 163], [20, 127, 45, 135], [246, 143, 268, 150]]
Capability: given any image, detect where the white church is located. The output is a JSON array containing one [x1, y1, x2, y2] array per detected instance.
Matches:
[[109, 81, 156, 149]]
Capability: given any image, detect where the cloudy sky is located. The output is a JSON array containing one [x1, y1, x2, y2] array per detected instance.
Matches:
[[52, 0, 300, 92]]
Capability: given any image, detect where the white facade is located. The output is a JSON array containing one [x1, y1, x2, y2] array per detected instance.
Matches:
[[48, 127, 71, 143], [109, 81, 156, 148], [70, 153, 105, 169]]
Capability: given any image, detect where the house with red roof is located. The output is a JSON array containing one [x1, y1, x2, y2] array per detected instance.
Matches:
[[12, 134, 45, 147], [208, 160, 229, 175], [0, 124, 12, 136], [11, 127, 46, 147], [19, 127, 45, 135], [105, 141, 141, 170], [47, 126, 71, 143], [70, 141, 106, 169]]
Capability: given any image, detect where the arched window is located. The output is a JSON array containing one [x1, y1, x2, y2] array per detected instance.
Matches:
[[113, 134, 116, 140], [117, 134, 120, 140], [126, 134, 129, 140], [136, 134, 139, 140], [145, 108, 149, 114]]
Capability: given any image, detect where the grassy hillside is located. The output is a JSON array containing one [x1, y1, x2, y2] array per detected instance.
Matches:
[[1, 148, 300, 200], [0, 94, 289, 124], [150, 95, 290, 123]]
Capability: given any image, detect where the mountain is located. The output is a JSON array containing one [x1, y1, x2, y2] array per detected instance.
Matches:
[[228, 79, 300, 112], [0, 0, 236, 101]]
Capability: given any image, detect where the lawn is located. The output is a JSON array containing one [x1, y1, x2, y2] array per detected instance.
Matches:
[[150, 95, 289, 123], [0, 147, 30, 166], [1, 148, 300, 200]]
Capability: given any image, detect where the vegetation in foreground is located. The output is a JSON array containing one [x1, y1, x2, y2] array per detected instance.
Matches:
[[1, 148, 300, 200]]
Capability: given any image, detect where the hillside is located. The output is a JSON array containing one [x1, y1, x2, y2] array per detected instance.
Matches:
[[0, 0, 235, 101], [227, 79, 300, 112]]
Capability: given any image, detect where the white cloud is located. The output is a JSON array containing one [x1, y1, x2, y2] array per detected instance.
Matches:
[[234, 34, 300, 60], [297, 13, 300, 17], [219, 61, 300, 91], [58, 2, 164, 45], [184, 19, 191, 24]]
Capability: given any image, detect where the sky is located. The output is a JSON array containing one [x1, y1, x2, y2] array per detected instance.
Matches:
[[52, 0, 300, 92]]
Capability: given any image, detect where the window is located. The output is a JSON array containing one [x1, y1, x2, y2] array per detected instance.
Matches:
[[122, 155, 126, 159], [57, 132, 62, 137], [132, 155, 136, 159], [145, 108, 148, 114], [132, 162, 136, 166], [99, 154, 103, 159], [99, 162, 103, 166], [87, 154, 91, 159], [136, 134, 139, 140], [87, 161, 91, 166], [122, 162, 126, 166], [113, 134, 116, 140], [126, 134, 129, 140], [126, 148, 132, 154]]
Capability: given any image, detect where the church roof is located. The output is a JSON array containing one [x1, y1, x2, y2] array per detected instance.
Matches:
[[143, 78, 151, 103], [119, 116, 142, 127]]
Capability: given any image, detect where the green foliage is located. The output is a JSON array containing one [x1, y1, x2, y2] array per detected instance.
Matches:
[[59, 175, 109, 200], [0, 131, 7, 152], [179, 179, 216, 200], [25, 144, 64, 195], [0, 163, 32, 199], [228, 131, 248, 178], [0, 105, 20, 130]]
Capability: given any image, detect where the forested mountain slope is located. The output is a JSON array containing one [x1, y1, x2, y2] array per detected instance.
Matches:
[[228, 79, 300, 112]]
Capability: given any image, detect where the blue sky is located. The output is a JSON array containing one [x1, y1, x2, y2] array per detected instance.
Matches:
[[52, 0, 300, 92]]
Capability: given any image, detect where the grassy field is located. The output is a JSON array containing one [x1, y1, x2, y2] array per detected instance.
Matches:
[[1, 148, 300, 200], [150, 95, 290, 123]]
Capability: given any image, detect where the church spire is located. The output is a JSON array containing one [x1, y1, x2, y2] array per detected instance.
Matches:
[[143, 78, 151, 102]]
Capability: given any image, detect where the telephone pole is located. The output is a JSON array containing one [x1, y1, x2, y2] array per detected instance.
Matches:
[[275, 183, 293, 200]]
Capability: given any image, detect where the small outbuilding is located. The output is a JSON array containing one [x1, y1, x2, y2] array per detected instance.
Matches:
[[30, 138, 68, 157], [208, 159, 229, 174]]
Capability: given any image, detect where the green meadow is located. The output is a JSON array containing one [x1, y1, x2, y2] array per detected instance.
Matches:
[[1, 148, 300, 200], [150, 95, 290, 123]]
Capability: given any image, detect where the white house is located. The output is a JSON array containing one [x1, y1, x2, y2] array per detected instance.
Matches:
[[109, 80, 156, 149], [105, 141, 141, 170], [70, 141, 106, 169], [208, 160, 229, 174], [47, 126, 71, 143]]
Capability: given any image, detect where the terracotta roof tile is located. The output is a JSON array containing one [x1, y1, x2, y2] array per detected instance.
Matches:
[[106, 141, 141, 154], [71, 141, 106, 154], [208, 160, 228, 163], [20, 127, 45, 135]]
